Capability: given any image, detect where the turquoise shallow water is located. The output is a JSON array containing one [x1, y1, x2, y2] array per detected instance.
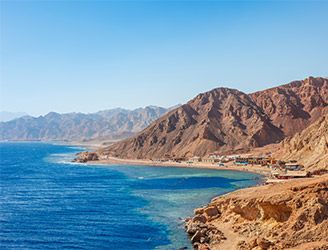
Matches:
[[0, 142, 261, 249]]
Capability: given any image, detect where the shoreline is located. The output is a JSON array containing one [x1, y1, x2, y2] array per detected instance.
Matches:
[[83, 156, 271, 179], [80, 156, 275, 249]]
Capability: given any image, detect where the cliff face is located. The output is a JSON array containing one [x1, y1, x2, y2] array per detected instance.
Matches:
[[100, 88, 284, 159], [0, 106, 167, 141], [186, 175, 328, 250], [250, 77, 328, 137], [100, 77, 327, 159], [274, 116, 328, 173]]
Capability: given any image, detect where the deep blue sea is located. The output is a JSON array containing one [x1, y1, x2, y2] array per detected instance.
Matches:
[[0, 142, 261, 249]]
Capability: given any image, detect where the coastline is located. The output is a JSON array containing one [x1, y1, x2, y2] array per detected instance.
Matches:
[[80, 156, 328, 249], [185, 174, 328, 250], [83, 157, 271, 178], [78, 156, 269, 249]]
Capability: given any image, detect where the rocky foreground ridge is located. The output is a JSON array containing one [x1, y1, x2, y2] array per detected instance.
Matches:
[[185, 175, 328, 250], [95, 76, 327, 159]]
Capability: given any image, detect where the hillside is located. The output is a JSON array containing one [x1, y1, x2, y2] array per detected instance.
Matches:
[[100, 88, 284, 159], [99, 77, 327, 159], [274, 115, 328, 173], [250, 76, 328, 137], [0, 106, 167, 141]]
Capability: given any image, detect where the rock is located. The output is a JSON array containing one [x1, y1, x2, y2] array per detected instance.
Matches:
[[73, 152, 99, 163], [186, 223, 198, 235], [194, 208, 204, 215], [256, 238, 272, 250], [249, 237, 258, 248], [197, 244, 211, 250], [192, 215, 207, 224], [191, 230, 202, 244], [204, 206, 220, 218]]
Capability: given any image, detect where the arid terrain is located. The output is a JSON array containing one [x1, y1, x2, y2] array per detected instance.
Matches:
[[274, 115, 328, 174], [186, 175, 328, 250], [184, 114, 328, 249], [96, 77, 327, 160]]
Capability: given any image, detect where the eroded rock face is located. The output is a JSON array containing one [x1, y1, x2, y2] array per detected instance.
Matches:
[[73, 152, 99, 163], [185, 176, 328, 249]]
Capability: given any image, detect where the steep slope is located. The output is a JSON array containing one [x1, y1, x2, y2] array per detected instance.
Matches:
[[0, 106, 167, 141], [100, 88, 283, 159], [274, 116, 328, 173], [250, 77, 328, 137]]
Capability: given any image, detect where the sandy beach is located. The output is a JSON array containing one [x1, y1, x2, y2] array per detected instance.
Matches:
[[84, 156, 272, 178]]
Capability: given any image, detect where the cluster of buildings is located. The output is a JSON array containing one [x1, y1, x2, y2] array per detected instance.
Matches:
[[186, 153, 309, 180]]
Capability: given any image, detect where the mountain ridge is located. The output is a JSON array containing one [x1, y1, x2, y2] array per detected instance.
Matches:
[[0, 106, 169, 141], [100, 76, 327, 159]]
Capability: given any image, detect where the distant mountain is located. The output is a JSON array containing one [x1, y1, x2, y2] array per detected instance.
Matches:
[[0, 111, 28, 122], [0, 106, 168, 141], [99, 77, 327, 159]]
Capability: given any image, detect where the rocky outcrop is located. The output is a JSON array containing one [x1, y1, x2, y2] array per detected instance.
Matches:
[[186, 175, 328, 249], [100, 88, 284, 159], [274, 116, 328, 173], [250, 77, 328, 137], [73, 152, 99, 163]]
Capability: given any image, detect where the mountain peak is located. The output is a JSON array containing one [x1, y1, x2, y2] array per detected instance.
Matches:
[[100, 77, 327, 159]]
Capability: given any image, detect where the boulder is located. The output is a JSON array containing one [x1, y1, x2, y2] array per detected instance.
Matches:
[[192, 215, 207, 224], [204, 206, 220, 218]]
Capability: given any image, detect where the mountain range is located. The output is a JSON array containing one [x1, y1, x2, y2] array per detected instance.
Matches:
[[100, 76, 327, 159], [0, 106, 169, 141]]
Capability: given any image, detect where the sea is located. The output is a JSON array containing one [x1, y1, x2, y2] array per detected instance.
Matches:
[[0, 142, 261, 250]]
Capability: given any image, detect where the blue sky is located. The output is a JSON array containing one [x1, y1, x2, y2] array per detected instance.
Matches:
[[1, 1, 327, 116]]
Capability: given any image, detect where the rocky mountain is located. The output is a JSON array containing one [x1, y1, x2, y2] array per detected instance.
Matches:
[[99, 77, 327, 159], [186, 174, 328, 249], [274, 115, 328, 173], [0, 106, 168, 141], [250, 76, 328, 137], [100, 88, 284, 159]]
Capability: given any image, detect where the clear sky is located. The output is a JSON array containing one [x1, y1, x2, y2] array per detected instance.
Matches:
[[1, 1, 327, 116]]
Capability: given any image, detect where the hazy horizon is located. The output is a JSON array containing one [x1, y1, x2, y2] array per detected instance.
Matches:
[[1, 1, 327, 116], [0, 75, 326, 117]]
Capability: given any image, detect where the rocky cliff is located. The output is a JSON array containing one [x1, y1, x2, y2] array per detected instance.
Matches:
[[100, 88, 284, 159], [250, 77, 328, 137], [274, 116, 328, 174], [186, 175, 328, 250], [0, 106, 168, 141]]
